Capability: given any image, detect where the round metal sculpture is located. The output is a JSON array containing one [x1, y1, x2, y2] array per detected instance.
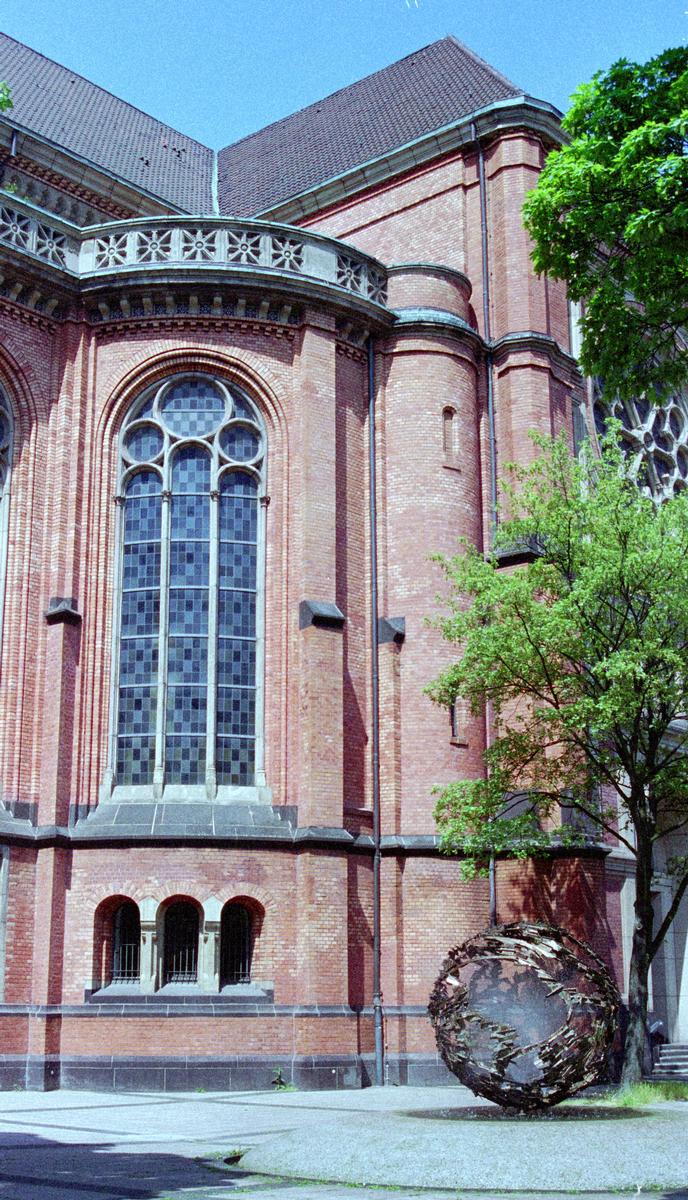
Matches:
[[428, 922, 619, 1112]]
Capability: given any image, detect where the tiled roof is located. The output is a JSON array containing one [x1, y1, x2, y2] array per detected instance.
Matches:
[[0, 33, 214, 213], [0, 34, 525, 218], [217, 36, 523, 217]]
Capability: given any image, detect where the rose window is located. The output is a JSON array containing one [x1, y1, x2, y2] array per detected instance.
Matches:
[[593, 381, 688, 499]]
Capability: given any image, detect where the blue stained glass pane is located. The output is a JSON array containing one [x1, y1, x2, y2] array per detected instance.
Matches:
[[165, 736, 206, 785], [0, 412, 9, 448], [119, 638, 158, 686], [220, 424, 260, 463], [217, 687, 255, 737], [117, 736, 155, 786], [168, 589, 208, 635], [124, 494, 161, 542], [216, 737, 254, 786], [168, 636, 207, 684], [171, 494, 209, 540], [171, 447, 210, 493], [123, 543, 161, 589], [230, 392, 254, 421], [220, 470, 257, 497], [169, 541, 209, 586], [219, 492, 257, 543], [166, 685, 206, 734], [121, 590, 159, 637], [125, 470, 161, 497], [136, 394, 155, 419], [218, 638, 255, 688], [219, 590, 255, 638], [219, 542, 256, 590], [118, 687, 157, 735], [125, 423, 163, 463], [161, 379, 225, 437]]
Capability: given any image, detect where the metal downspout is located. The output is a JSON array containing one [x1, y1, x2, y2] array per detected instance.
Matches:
[[472, 121, 499, 928], [368, 335, 385, 1086]]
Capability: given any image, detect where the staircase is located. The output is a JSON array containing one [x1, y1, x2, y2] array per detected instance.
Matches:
[[652, 1044, 688, 1080]]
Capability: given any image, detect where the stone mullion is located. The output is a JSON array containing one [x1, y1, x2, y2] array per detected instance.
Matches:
[[254, 494, 267, 787], [153, 489, 171, 799], [205, 485, 219, 800], [101, 496, 125, 800]]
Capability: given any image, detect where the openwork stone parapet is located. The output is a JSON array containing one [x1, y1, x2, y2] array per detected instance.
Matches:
[[0, 196, 389, 315]]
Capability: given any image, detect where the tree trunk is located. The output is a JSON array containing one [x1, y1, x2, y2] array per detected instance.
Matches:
[[621, 836, 654, 1085]]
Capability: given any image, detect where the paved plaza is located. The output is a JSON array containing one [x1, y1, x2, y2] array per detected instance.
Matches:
[[0, 1086, 686, 1200]]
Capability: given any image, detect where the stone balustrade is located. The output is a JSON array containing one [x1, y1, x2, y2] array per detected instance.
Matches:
[[0, 197, 389, 306]]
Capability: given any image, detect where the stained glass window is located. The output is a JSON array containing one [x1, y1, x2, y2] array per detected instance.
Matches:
[[113, 375, 264, 794]]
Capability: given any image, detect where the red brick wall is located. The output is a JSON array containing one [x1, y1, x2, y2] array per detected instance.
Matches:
[[0, 121, 619, 1077]]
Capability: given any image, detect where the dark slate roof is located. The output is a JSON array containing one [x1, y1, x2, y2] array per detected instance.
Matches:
[[217, 36, 522, 217], [0, 33, 214, 212]]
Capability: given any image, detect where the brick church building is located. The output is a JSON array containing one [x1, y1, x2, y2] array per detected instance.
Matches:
[[0, 32, 684, 1091]]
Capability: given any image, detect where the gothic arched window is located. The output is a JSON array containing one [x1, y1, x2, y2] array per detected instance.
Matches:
[[109, 375, 266, 799]]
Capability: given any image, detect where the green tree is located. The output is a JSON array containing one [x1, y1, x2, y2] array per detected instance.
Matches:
[[522, 48, 688, 404], [0, 83, 10, 113], [428, 433, 688, 1083]]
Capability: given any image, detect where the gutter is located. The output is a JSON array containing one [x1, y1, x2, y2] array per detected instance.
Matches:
[[255, 96, 563, 224]]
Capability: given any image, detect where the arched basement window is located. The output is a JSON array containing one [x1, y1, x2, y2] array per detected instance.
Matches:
[[220, 901, 252, 986], [110, 375, 265, 798], [111, 900, 140, 982], [163, 900, 199, 984]]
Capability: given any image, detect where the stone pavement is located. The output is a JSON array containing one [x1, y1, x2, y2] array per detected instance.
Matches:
[[0, 1086, 685, 1200]]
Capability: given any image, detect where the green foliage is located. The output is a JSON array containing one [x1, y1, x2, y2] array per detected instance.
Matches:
[[0, 82, 11, 113], [523, 48, 688, 403], [429, 430, 688, 902], [594, 1081, 688, 1106]]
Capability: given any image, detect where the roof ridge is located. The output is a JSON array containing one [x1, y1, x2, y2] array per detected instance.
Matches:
[[0, 30, 212, 153], [444, 33, 522, 93], [218, 36, 475, 154]]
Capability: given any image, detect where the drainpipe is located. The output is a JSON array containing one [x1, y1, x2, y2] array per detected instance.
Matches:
[[368, 335, 385, 1086], [471, 120, 497, 532], [471, 120, 499, 928]]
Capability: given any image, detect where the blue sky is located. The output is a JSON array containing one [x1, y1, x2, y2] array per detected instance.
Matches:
[[0, 0, 684, 148]]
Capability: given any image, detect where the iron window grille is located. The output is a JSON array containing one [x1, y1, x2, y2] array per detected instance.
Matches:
[[220, 902, 252, 985], [111, 900, 140, 982], [163, 901, 199, 984]]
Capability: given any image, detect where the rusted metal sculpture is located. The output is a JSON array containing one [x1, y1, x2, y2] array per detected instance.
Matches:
[[428, 921, 619, 1112]]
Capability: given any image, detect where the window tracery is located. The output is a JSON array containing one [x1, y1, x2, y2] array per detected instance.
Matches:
[[110, 374, 265, 798], [593, 381, 688, 500]]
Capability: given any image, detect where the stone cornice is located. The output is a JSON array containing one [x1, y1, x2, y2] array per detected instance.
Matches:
[[389, 306, 484, 350], [0, 200, 393, 327], [0, 120, 180, 219], [0, 814, 609, 859], [492, 330, 580, 379]]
